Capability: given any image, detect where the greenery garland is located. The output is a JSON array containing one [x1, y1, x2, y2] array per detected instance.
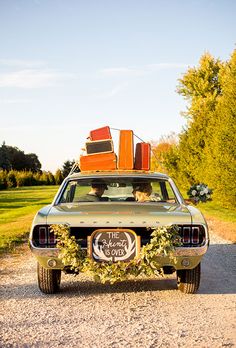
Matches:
[[50, 224, 181, 284]]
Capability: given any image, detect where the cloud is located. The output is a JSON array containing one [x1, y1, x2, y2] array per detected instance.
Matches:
[[146, 63, 189, 71], [0, 59, 46, 68], [0, 69, 74, 88], [99, 63, 188, 78], [0, 98, 32, 104], [100, 67, 145, 77], [96, 83, 128, 99]]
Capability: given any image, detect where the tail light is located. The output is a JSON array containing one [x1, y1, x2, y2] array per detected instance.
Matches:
[[182, 227, 191, 244], [48, 231, 56, 244], [192, 227, 200, 244], [179, 225, 205, 246], [39, 226, 47, 245], [33, 225, 56, 247]]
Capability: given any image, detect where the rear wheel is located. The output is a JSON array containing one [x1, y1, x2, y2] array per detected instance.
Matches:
[[37, 262, 61, 294], [177, 263, 201, 294]]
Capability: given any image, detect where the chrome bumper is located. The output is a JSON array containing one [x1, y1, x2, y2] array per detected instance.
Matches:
[[30, 240, 208, 258], [173, 243, 208, 257]]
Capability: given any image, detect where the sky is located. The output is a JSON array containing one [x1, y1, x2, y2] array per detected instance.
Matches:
[[0, 0, 235, 173]]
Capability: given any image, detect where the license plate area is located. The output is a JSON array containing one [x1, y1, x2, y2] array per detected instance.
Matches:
[[89, 229, 140, 263]]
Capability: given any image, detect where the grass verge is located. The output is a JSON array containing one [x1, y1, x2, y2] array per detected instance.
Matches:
[[0, 186, 58, 254]]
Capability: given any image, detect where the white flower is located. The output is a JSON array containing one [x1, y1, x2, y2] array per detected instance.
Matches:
[[191, 190, 197, 196], [196, 185, 201, 190], [206, 194, 211, 198], [200, 191, 205, 196]]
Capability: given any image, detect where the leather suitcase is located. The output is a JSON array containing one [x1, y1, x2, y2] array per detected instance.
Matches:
[[80, 152, 117, 171], [118, 130, 134, 170], [90, 126, 112, 141], [134, 142, 151, 171], [86, 139, 113, 155]]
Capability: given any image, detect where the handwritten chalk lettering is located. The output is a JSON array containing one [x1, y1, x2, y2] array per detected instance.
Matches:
[[111, 249, 125, 256], [108, 232, 120, 239], [92, 231, 136, 262], [101, 239, 127, 248]]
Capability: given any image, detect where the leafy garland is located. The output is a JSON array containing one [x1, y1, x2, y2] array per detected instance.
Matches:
[[50, 224, 181, 284]]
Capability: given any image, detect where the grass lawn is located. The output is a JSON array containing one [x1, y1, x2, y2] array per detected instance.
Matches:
[[196, 201, 236, 223], [0, 186, 59, 254]]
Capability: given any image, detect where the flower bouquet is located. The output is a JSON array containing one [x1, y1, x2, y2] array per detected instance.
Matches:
[[187, 183, 212, 204]]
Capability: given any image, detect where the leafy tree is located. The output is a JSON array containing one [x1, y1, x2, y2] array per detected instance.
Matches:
[[62, 160, 75, 178], [0, 143, 41, 172], [7, 170, 17, 188], [55, 169, 64, 185], [163, 49, 236, 207], [25, 153, 42, 172], [151, 133, 178, 173], [0, 142, 11, 170], [174, 53, 223, 186], [207, 50, 236, 206]]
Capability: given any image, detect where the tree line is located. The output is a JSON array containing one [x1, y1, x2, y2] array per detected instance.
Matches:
[[152, 49, 236, 208], [0, 143, 75, 189]]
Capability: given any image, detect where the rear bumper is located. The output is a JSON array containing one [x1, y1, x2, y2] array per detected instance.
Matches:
[[30, 240, 208, 270], [30, 241, 208, 258]]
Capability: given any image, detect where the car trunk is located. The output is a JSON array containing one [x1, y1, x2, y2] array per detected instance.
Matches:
[[47, 202, 192, 227]]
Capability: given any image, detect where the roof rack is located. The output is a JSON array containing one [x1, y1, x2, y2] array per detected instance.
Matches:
[[69, 161, 81, 175]]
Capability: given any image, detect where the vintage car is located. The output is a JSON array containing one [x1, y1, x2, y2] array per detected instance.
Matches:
[[29, 170, 209, 294]]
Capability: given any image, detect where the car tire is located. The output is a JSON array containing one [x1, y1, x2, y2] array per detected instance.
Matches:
[[37, 262, 61, 294], [177, 263, 201, 294]]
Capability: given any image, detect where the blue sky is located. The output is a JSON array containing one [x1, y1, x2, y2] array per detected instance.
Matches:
[[0, 0, 235, 172]]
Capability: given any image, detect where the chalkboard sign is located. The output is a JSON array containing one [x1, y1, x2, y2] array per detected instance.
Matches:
[[90, 229, 139, 262], [86, 140, 113, 155]]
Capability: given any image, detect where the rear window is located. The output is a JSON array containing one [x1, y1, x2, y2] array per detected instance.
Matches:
[[58, 177, 178, 204]]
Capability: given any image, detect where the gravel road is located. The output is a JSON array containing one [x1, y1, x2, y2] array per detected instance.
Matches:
[[0, 228, 236, 348]]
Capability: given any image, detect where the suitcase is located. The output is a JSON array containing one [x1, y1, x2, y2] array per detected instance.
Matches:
[[118, 130, 134, 170], [80, 152, 117, 171], [90, 126, 112, 141], [86, 139, 113, 155], [134, 142, 151, 171]]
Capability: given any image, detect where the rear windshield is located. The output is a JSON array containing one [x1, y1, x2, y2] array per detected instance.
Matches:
[[58, 177, 178, 204]]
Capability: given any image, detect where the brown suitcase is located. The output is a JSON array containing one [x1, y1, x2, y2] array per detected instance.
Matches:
[[134, 142, 151, 171], [90, 126, 112, 141], [86, 139, 113, 155], [80, 152, 117, 171], [118, 130, 134, 170]]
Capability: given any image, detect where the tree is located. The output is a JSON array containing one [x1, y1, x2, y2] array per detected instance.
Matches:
[[207, 50, 236, 206], [164, 49, 236, 207], [0, 142, 11, 171], [174, 53, 224, 187], [0, 143, 41, 172], [61, 160, 75, 178], [151, 133, 178, 173], [55, 169, 64, 185], [25, 153, 41, 172]]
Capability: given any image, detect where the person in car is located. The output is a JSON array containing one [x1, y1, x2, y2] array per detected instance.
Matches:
[[132, 183, 160, 202], [78, 180, 108, 202]]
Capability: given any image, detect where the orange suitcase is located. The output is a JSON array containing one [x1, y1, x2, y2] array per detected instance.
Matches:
[[118, 130, 134, 170], [90, 126, 112, 141], [134, 142, 151, 171], [80, 152, 117, 171]]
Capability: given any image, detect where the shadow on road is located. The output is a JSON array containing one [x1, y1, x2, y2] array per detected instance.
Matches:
[[0, 243, 235, 298]]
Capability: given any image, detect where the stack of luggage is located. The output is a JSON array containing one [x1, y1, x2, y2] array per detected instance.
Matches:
[[79, 126, 151, 171]]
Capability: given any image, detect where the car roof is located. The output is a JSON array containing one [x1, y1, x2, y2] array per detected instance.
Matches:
[[66, 170, 170, 180]]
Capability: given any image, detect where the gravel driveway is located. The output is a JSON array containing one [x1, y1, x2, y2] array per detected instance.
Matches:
[[0, 229, 236, 348]]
